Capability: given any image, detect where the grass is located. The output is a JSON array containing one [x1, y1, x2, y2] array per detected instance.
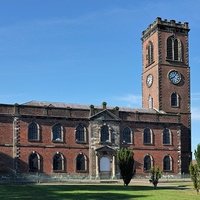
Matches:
[[0, 182, 199, 200]]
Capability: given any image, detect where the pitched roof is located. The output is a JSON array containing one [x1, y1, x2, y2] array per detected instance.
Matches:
[[22, 100, 165, 114]]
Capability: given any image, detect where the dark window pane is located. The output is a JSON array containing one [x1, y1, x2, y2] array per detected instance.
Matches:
[[122, 127, 131, 143], [163, 156, 171, 171], [28, 122, 38, 140], [53, 154, 63, 171], [52, 124, 62, 141], [76, 154, 85, 171], [174, 39, 179, 60], [144, 155, 151, 171], [29, 153, 39, 172], [147, 42, 154, 65], [163, 128, 170, 145], [171, 93, 178, 107], [101, 125, 109, 143], [144, 128, 152, 144], [76, 124, 85, 142], [167, 37, 173, 59]]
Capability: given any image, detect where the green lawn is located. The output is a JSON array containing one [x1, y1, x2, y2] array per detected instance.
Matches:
[[0, 182, 199, 200]]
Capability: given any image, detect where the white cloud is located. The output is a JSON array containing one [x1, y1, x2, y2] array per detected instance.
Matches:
[[191, 93, 200, 121], [114, 94, 142, 107], [192, 107, 200, 121]]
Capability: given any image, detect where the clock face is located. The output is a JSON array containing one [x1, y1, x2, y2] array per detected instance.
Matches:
[[146, 74, 153, 87], [168, 70, 181, 84]]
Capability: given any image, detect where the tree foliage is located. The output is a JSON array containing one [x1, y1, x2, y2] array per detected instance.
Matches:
[[190, 144, 200, 194], [117, 148, 135, 186], [189, 163, 200, 194], [194, 144, 200, 167], [149, 167, 162, 189]]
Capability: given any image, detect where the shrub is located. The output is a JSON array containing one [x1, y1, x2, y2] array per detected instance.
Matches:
[[149, 167, 162, 189], [117, 148, 135, 186]]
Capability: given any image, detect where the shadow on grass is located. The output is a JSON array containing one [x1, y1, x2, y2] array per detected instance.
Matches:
[[0, 184, 190, 200]]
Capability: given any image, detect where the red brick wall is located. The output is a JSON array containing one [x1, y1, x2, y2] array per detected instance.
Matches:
[[18, 117, 89, 174]]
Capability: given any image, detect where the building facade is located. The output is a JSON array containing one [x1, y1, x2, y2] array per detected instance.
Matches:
[[0, 18, 191, 180]]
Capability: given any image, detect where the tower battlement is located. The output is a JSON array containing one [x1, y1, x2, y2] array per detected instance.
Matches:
[[142, 17, 189, 40]]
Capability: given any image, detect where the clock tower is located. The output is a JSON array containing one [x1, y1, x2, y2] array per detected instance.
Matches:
[[142, 17, 191, 173]]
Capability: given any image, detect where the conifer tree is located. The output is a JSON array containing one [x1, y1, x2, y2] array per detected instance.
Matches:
[[190, 144, 200, 194], [117, 148, 135, 186]]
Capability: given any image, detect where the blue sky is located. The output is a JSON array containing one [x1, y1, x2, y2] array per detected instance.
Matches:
[[0, 0, 199, 155]]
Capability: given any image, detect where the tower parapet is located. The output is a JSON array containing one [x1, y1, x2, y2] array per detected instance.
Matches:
[[142, 17, 190, 41]]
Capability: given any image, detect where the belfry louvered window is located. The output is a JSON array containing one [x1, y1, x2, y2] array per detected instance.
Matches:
[[146, 41, 154, 66], [167, 36, 183, 61]]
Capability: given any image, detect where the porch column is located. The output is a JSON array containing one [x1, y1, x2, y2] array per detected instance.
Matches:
[[112, 155, 116, 179], [96, 154, 99, 179]]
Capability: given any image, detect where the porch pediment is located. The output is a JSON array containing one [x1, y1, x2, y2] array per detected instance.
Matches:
[[90, 109, 121, 121], [95, 145, 116, 153]]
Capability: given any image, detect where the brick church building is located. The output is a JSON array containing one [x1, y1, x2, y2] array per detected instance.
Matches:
[[0, 17, 191, 180]]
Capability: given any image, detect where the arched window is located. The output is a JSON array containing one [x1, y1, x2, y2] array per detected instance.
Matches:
[[144, 155, 153, 171], [75, 124, 86, 143], [29, 152, 40, 172], [148, 95, 153, 109], [167, 37, 173, 60], [28, 122, 39, 141], [174, 39, 179, 60], [171, 92, 179, 107], [167, 36, 183, 61], [163, 128, 171, 145], [163, 155, 172, 171], [174, 39, 183, 61], [100, 125, 109, 143], [147, 41, 154, 65], [76, 154, 87, 171], [143, 128, 153, 144], [53, 152, 64, 171], [122, 127, 132, 144], [52, 124, 63, 142]]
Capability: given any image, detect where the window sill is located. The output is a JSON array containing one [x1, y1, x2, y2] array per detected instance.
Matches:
[[143, 143, 153, 145], [76, 141, 87, 144], [52, 140, 64, 143], [29, 170, 40, 173], [53, 170, 65, 173], [122, 142, 133, 145], [146, 61, 155, 67], [166, 58, 183, 63], [171, 106, 180, 108], [76, 170, 87, 173], [163, 170, 172, 172], [99, 141, 112, 145], [28, 139, 40, 142]]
